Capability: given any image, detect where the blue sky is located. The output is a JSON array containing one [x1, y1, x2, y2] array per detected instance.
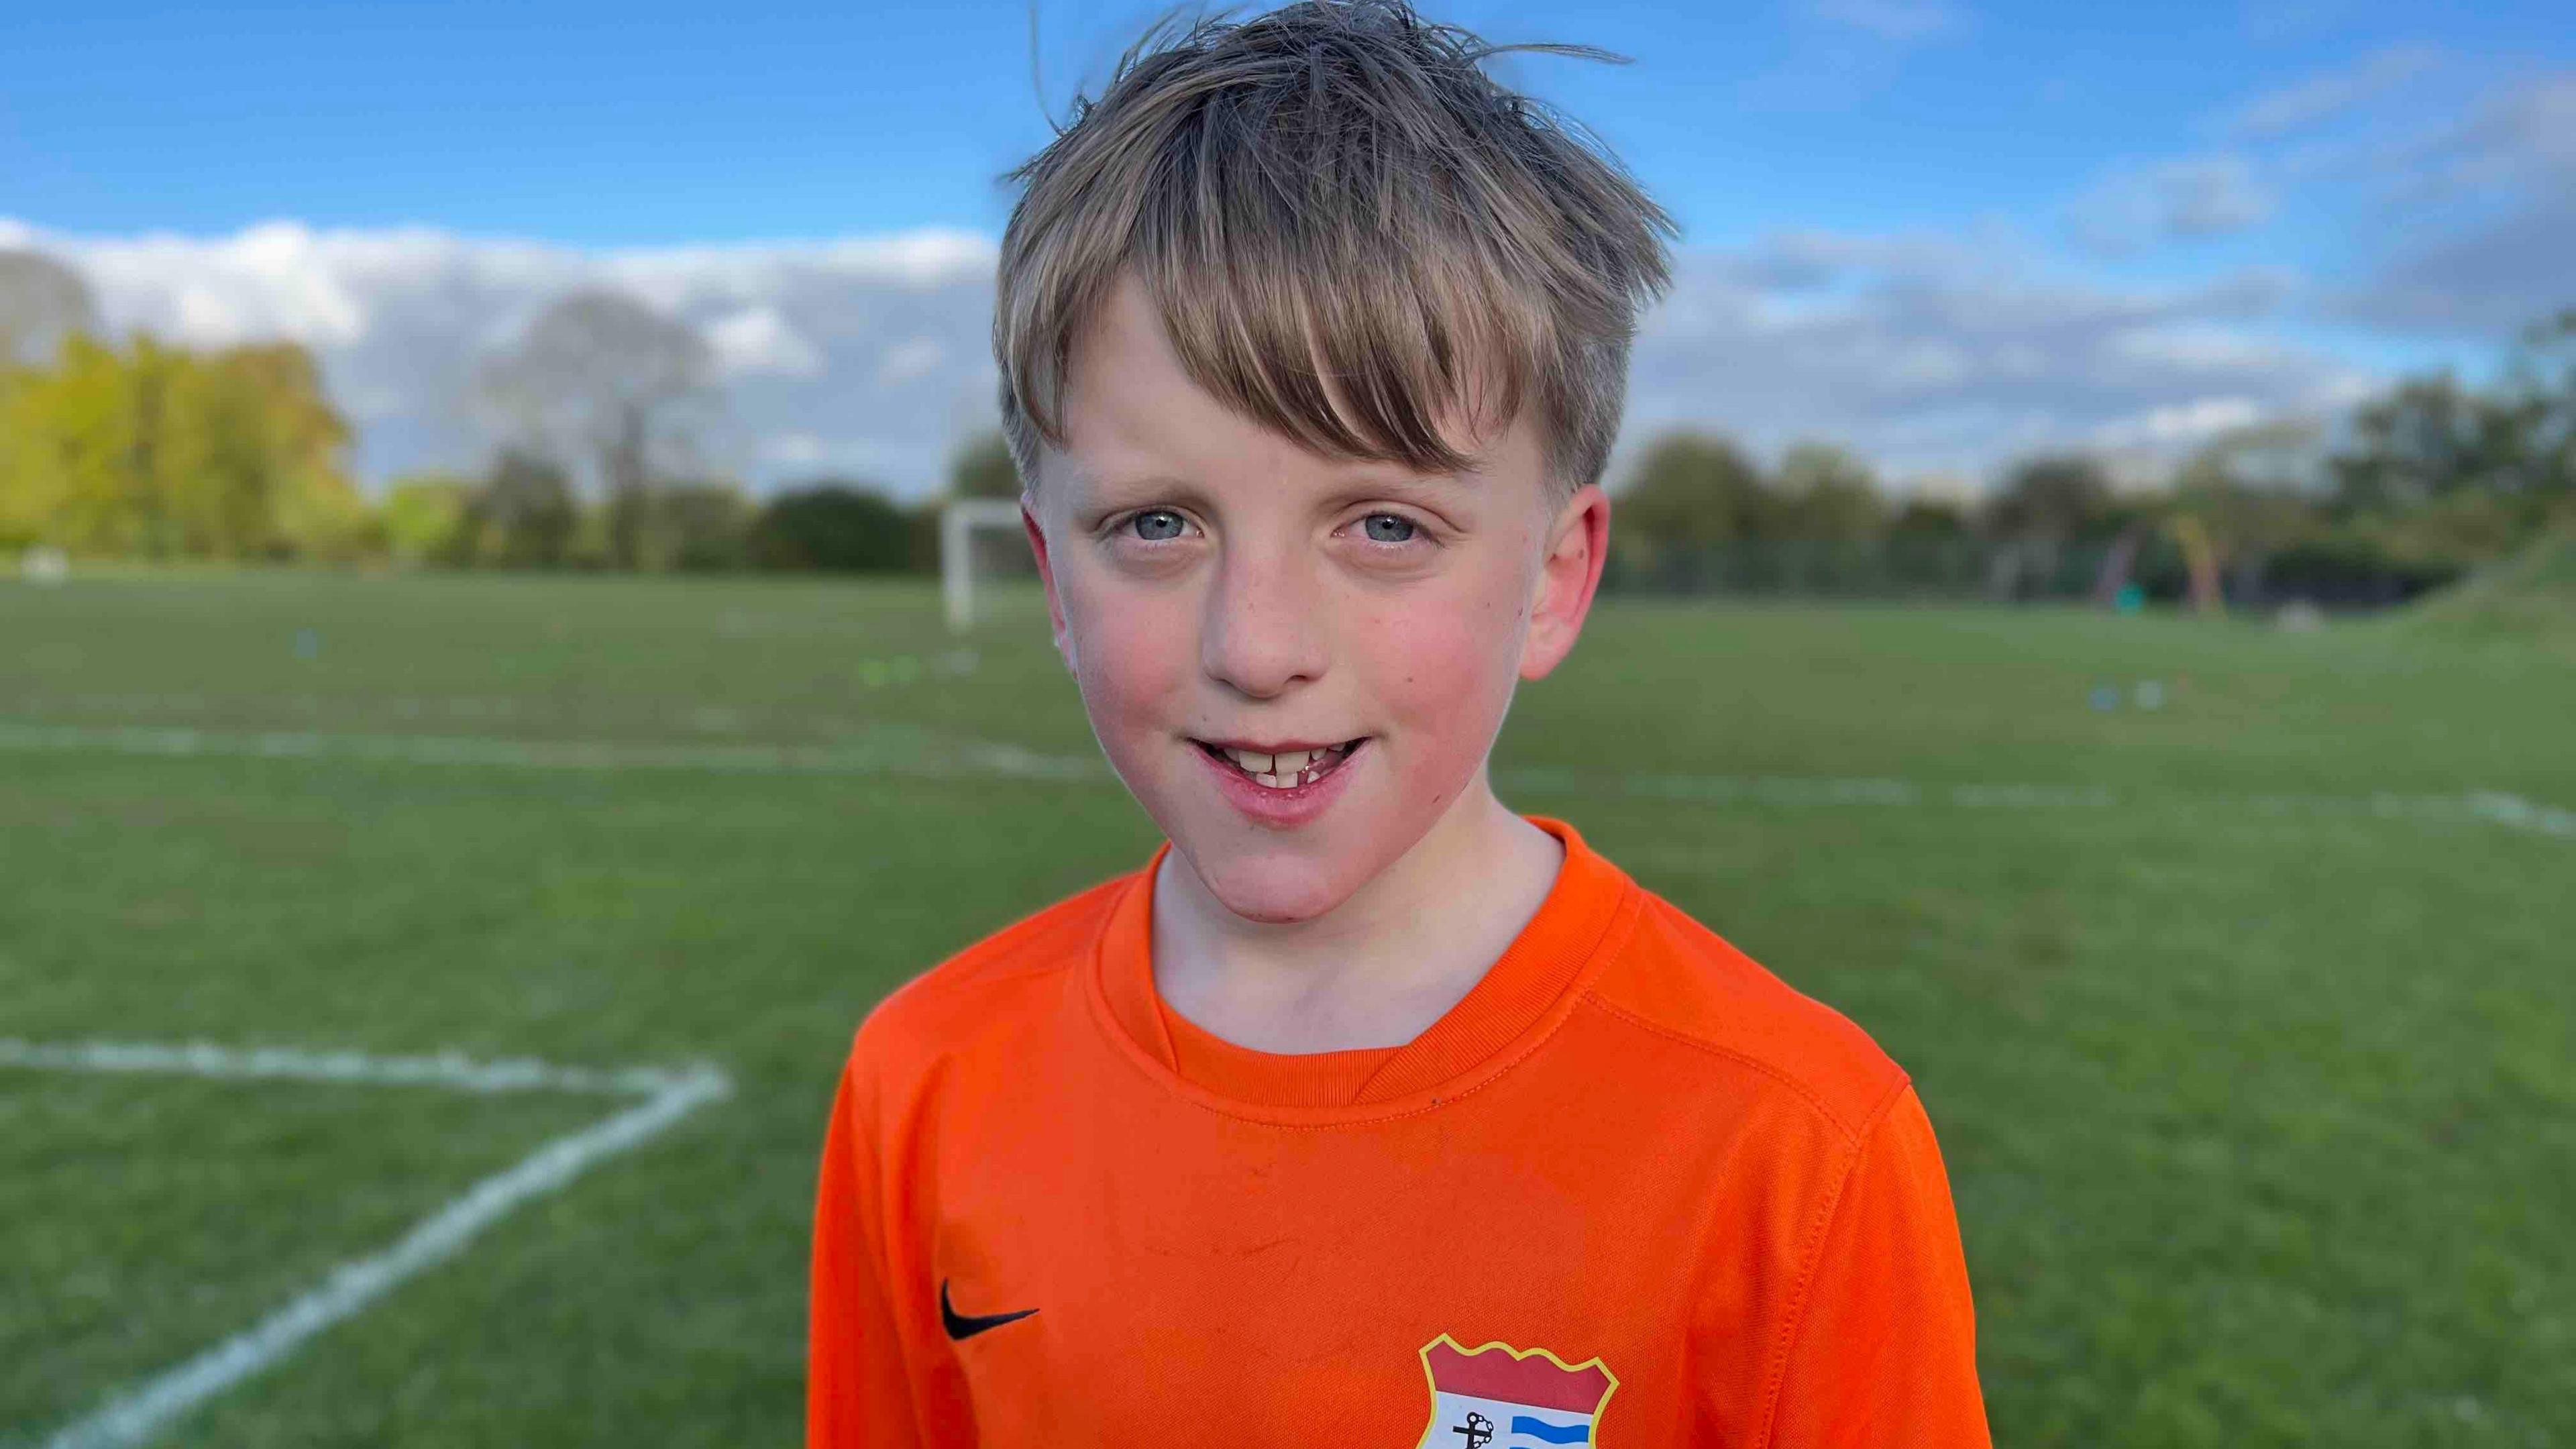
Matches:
[[5, 0, 2572, 493], [8, 0, 2561, 249]]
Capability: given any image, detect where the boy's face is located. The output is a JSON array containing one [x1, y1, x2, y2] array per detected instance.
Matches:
[[1024, 277, 1607, 925]]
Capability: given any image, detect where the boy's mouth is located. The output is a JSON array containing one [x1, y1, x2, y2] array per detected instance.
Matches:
[[1192, 738, 1366, 791]]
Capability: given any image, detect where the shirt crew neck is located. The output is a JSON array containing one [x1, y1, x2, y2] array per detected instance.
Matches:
[[1090, 816, 1640, 1118], [1159, 1010, 1399, 1110]]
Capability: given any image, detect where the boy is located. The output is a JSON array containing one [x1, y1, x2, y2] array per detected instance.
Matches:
[[810, 3, 1990, 1444]]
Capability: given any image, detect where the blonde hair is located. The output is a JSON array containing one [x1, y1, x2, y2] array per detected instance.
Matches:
[[994, 1, 1674, 496]]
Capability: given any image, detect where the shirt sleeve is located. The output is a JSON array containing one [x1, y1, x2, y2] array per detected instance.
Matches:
[[808, 1057, 922, 1449], [1762, 1084, 1992, 1449]]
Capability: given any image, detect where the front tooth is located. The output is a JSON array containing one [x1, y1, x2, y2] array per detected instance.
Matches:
[[1277, 749, 1313, 773], [1256, 772, 1286, 788], [1230, 749, 1273, 775]]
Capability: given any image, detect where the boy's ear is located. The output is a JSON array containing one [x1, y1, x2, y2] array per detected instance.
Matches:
[[1022, 500, 1075, 669], [1519, 483, 1609, 682]]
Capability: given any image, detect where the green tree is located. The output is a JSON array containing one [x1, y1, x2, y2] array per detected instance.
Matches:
[[1888, 496, 1971, 537], [2171, 421, 2324, 570], [468, 450, 578, 568], [180, 342, 372, 559], [479, 289, 713, 568], [1773, 441, 1887, 539], [0, 333, 364, 559], [1986, 453, 2118, 541], [2328, 377, 2532, 513], [647, 482, 754, 572], [749, 483, 914, 572], [0, 333, 125, 549], [1613, 432, 1776, 553], [950, 433, 1021, 500], [380, 474, 478, 566]]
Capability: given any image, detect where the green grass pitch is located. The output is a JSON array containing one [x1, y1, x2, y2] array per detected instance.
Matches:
[[3, 568, 2570, 1446]]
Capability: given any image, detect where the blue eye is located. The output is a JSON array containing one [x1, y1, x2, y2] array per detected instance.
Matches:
[[1128, 510, 1187, 541], [1360, 513, 1417, 543]]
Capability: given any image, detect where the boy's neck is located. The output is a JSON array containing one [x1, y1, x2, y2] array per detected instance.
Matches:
[[1149, 777, 1564, 1055]]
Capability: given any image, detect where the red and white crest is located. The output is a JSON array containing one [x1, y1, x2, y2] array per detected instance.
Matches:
[[1415, 1335, 1618, 1448]]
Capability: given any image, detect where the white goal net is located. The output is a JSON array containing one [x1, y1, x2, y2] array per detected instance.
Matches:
[[940, 498, 1032, 633]]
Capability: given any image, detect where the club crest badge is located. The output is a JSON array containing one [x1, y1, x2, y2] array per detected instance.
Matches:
[[1415, 1335, 1617, 1448]]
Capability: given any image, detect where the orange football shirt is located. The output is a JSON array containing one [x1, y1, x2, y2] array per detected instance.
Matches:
[[810, 818, 1990, 1447]]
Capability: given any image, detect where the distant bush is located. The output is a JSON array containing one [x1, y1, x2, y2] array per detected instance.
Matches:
[[749, 483, 914, 572], [380, 474, 476, 566], [2259, 534, 2464, 608], [465, 451, 579, 568], [649, 482, 754, 572]]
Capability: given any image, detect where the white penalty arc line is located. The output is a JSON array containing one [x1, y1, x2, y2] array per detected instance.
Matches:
[[1, 719, 2568, 841], [5, 1039, 731, 1449]]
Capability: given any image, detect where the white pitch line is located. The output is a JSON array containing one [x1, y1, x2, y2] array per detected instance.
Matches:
[[2465, 790, 2576, 839], [0, 720, 1104, 782], [0, 1037, 702, 1097], [0, 718, 2567, 842], [8, 1040, 730, 1449]]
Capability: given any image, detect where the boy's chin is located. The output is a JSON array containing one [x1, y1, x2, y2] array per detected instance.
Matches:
[[1176, 843, 1367, 926]]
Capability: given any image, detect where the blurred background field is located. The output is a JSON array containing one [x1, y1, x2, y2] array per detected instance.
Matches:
[[4, 567, 2572, 1447]]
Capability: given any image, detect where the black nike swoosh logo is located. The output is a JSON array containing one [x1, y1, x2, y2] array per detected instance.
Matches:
[[940, 1279, 1038, 1340]]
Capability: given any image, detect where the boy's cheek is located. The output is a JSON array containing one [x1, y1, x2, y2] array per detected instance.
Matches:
[[1063, 592, 1193, 735], [1354, 594, 1525, 767]]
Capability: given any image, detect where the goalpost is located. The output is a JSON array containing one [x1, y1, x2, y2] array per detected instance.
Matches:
[[941, 498, 1031, 633]]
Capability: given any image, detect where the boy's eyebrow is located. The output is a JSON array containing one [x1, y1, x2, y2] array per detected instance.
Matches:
[[1320, 469, 1477, 504], [1063, 468, 1212, 513], [1067, 466, 1189, 496], [1071, 462, 1474, 501]]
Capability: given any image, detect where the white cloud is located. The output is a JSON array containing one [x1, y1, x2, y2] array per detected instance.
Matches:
[[706, 306, 824, 377], [760, 433, 828, 467], [0, 217, 1000, 495], [2068, 155, 2276, 255], [873, 337, 946, 386], [1627, 232, 2365, 481], [2230, 45, 2438, 139], [2090, 396, 2265, 449], [78, 221, 375, 346], [756, 431, 906, 473], [2110, 323, 2294, 372], [1, 214, 2382, 494], [2341, 70, 2576, 335]]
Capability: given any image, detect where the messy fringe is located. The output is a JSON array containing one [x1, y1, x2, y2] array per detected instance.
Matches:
[[995, 1, 1674, 494]]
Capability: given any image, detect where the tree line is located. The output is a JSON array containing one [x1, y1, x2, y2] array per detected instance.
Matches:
[[4, 245, 2568, 604], [371, 435, 1020, 574], [1609, 312, 2575, 604]]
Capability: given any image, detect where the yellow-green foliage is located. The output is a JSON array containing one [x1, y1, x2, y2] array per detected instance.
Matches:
[[378, 474, 476, 566], [0, 334, 368, 560]]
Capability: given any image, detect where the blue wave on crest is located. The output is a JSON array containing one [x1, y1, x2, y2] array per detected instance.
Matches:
[[1510, 1417, 1590, 1444]]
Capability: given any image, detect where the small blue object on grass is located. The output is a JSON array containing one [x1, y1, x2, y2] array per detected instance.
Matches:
[[2115, 583, 2146, 614], [2088, 684, 2121, 712], [293, 627, 322, 660]]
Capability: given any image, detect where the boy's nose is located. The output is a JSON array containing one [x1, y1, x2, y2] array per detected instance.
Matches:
[[1199, 549, 1326, 699]]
